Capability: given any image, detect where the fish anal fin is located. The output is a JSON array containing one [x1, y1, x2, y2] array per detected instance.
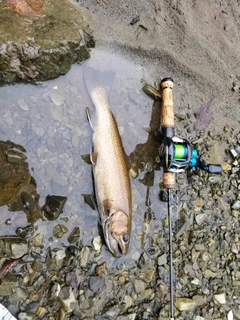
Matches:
[[90, 152, 98, 165]]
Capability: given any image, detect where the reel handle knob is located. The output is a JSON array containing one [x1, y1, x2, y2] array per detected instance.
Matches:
[[207, 164, 222, 174]]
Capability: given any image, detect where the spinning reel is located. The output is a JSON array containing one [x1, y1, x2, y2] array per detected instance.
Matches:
[[159, 77, 222, 188]]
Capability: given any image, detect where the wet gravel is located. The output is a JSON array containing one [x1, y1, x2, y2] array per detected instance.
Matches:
[[0, 48, 240, 320]]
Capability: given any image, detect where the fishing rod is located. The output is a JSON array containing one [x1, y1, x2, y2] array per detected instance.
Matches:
[[158, 78, 222, 319]]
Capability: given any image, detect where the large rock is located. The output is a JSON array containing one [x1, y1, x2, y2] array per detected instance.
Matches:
[[0, 0, 94, 86]]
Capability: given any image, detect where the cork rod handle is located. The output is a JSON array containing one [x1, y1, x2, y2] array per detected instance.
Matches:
[[160, 77, 176, 189]]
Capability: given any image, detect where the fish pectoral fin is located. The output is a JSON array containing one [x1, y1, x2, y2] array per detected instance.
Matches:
[[102, 199, 113, 216], [85, 107, 94, 130], [90, 152, 98, 165], [81, 153, 92, 165]]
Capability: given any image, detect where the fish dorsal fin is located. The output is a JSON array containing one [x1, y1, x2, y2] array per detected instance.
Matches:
[[90, 152, 98, 165]]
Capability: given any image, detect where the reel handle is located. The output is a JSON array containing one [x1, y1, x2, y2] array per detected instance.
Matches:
[[160, 77, 176, 189]]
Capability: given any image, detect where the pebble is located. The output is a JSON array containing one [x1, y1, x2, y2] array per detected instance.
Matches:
[[31, 124, 45, 136], [208, 176, 222, 184], [49, 282, 61, 299], [58, 286, 77, 312], [17, 98, 29, 111], [18, 312, 35, 320], [132, 279, 146, 294], [5, 239, 29, 259], [79, 246, 90, 267], [157, 253, 167, 266], [228, 310, 233, 320], [53, 224, 69, 238], [192, 294, 207, 306], [35, 306, 47, 318], [175, 298, 196, 311], [0, 273, 18, 296], [213, 292, 226, 305], [51, 249, 66, 266], [232, 199, 240, 210], [89, 276, 107, 293], [32, 233, 44, 247], [92, 235, 102, 252], [195, 213, 207, 225], [222, 161, 232, 171], [50, 92, 65, 106]]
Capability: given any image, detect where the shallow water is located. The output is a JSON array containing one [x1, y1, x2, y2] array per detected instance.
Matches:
[[0, 47, 169, 269]]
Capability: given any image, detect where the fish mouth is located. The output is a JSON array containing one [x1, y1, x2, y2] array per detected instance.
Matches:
[[103, 211, 130, 257]]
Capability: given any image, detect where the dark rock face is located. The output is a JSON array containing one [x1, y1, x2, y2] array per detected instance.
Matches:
[[0, 0, 95, 86]]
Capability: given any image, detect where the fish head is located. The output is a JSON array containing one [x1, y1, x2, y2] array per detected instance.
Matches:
[[103, 208, 131, 257]]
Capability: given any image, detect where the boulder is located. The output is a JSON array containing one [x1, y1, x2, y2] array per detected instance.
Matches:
[[0, 0, 94, 86]]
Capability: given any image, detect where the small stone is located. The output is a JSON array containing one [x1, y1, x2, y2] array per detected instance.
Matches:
[[18, 312, 35, 320], [95, 263, 106, 277], [0, 238, 29, 259], [32, 233, 44, 247], [157, 253, 167, 266], [222, 162, 232, 171], [32, 125, 45, 137], [57, 307, 67, 320], [175, 298, 196, 311], [193, 317, 205, 320], [232, 199, 240, 210], [231, 243, 238, 254], [50, 92, 65, 106], [130, 167, 138, 179], [71, 132, 80, 148], [213, 292, 226, 305], [192, 294, 207, 306], [31, 260, 43, 272], [0, 273, 18, 296], [92, 235, 102, 252], [203, 269, 217, 278], [17, 98, 29, 111], [230, 149, 238, 158], [132, 279, 146, 294], [49, 282, 61, 299], [89, 276, 106, 293], [228, 310, 234, 320], [58, 286, 77, 312], [68, 227, 80, 244], [191, 278, 201, 285], [35, 306, 47, 318], [195, 213, 207, 225], [137, 288, 153, 300], [53, 224, 68, 238], [51, 249, 66, 266], [208, 176, 221, 184], [79, 246, 90, 267]]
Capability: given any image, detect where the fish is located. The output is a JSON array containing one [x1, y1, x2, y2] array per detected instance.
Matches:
[[84, 66, 132, 257]]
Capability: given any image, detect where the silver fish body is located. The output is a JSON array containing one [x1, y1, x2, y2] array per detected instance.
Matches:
[[84, 67, 132, 257]]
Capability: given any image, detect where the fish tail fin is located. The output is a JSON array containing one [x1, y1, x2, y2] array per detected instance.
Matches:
[[83, 65, 115, 98]]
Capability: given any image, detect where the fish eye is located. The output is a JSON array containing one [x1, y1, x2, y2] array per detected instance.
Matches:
[[122, 234, 129, 243]]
